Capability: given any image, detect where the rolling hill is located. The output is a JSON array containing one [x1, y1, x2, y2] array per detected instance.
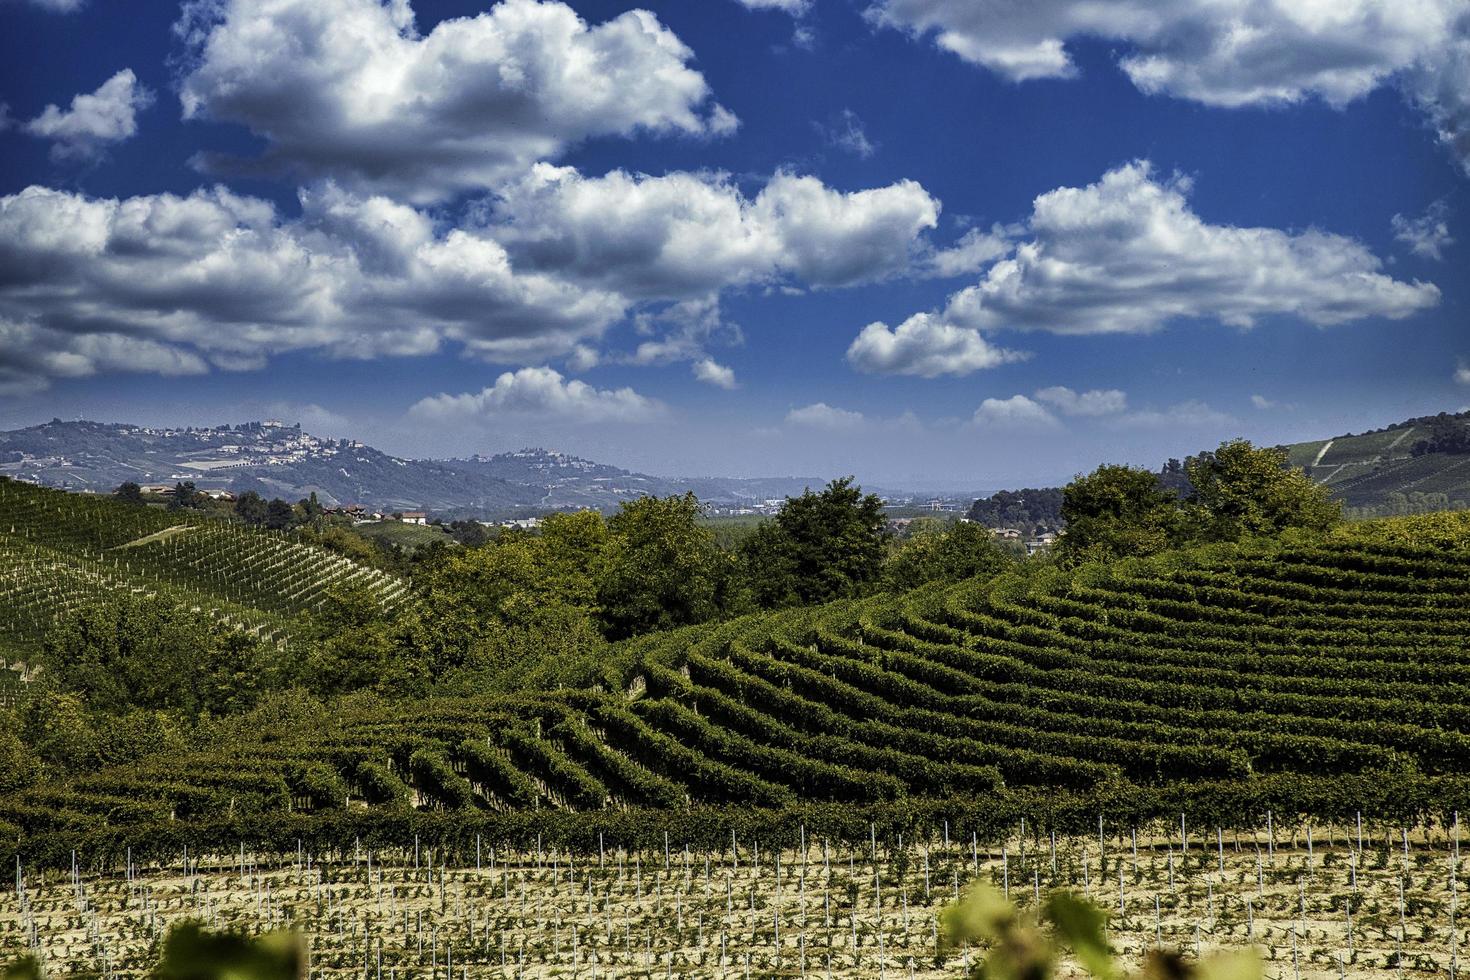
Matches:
[[0, 478, 407, 651], [1283, 410, 1470, 513]]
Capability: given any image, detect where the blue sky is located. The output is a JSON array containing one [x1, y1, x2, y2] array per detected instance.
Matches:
[[0, 0, 1466, 488]]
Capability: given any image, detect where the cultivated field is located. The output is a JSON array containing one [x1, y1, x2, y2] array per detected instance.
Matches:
[[4, 822, 1467, 978]]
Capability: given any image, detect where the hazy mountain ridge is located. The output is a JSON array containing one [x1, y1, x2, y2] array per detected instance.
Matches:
[[0, 420, 853, 517]]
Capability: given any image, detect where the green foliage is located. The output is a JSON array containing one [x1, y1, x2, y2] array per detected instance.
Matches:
[[1183, 440, 1341, 542], [883, 520, 1013, 591], [114, 482, 144, 505], [233, 491, 268, 526], [0, 726, 40, 793], [941, 882, 1261, 980], [739, 477, 888, 607], [39, 594, 278, 717], [151, 922, 303, 979], [1058, 441, 1342, 564], [598, 493, 726, 638], [1058, 465, 1179, 565]]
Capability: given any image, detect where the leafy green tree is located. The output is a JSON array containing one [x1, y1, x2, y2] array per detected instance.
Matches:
[[413, 511, 608, 683], [296, 585, 423, 698], [151, 922, 303, 979], [1183, 440, 1341, 542], [883, 520, 1012, 590], [264, 497, 296, 530], [39, 595, 277, 717], [15, 692, 183, 777], [168, 481, 204, 510], [598, 494, 724, 638], [114, 481, 144, 505], [0, 726, 40, 793], [234, 490, 268, 525], [739, 478, 889, 607], [1056, 464, 1179, 565]]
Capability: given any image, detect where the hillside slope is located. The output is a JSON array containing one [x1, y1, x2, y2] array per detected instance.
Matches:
[[1284, 410, 1470, 512], [0, 479, 407, 650], [6, 512, 1470, 849]]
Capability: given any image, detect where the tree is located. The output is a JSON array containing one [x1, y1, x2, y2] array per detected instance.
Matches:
[[1056, 464, 1179, 565], [296, 585, 421, 698], [883, 520, 1012, 591], [234, 491, 268, 525], [169, 481, 203, 510], [1183, 439, 1341, 542], [739, 478, 889, 607], [114, 481, 144, 505], [39, 595, 277, 717], [264, 498, 296, 530], [598, 494, 724, 638]]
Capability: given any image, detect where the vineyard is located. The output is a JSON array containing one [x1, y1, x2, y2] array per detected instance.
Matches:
[[0, 480, 407, 648], [5, 509, 1470, 972], [3, 512, 1470, 843], [4, 819, 1470, 977]]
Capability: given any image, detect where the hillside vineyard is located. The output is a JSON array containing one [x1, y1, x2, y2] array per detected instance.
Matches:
[[4, 514, 1470, 852]]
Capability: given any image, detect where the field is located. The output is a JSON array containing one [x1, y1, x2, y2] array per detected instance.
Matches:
[[4, 822, 1467, 977], [1283, 416, 1470, 512], [352, 519, 457, 552], [0, 479, 407, 649]]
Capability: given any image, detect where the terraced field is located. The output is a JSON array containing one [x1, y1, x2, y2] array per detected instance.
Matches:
[[0, 479, 407, 649], [5, 513, 1470, 855]]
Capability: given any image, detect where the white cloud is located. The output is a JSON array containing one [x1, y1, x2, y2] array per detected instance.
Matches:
[[492, 165, 940, 296], [971, 395, 1058, 429], [924, 225, 1014, 278], [1250, 394, 1277, 410], [0, 183, 628, 391], [692, 358, 738, 390], [1455, 362, 1470, 386], [867, 1, 1470, 174], [175, 0, 735, 202], [846, 313, 1027, 378], [565, 345, 600, 372], [25, 69, 153, 160], [786, 402, 865, 430], [735, 0, 810, 12], [0, 319, 208, 395], [855, 162, 1439, 373], [1113, 400, 1236, 429], [1392, 200, 1455, 259], [1034, 386, 1127, 416], [816, 109, 877, 159], [14, 0, 84, 11], [409, 367, 664, 423]]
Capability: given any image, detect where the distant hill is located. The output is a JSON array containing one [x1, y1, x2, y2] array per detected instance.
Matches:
[[0, 420, 852, 518], [1283, 410, 1470, 514]]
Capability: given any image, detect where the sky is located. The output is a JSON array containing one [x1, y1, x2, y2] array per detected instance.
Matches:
[[0, 0, 1467, 489]]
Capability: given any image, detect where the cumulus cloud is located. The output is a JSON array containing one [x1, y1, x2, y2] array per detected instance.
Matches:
[[25, 69, 153, 160], [971, 395, 1058, 429], [1250, 394, 1277, 410], [0, 320, 207, 396], [1392, 201, 1455, 259], [0, 183, 627, 391], [854, 161, 1439, 378], [1034, 386, 1127, 416], [692, 358, 738, 390], [924, 225, 1014, 278], [867, 1, 1470, 174], [409, 367, 664, 423], [491, 165, 940, 296], [846, 313, 1027, 378], [1455, 361, 1470, 386], [174, 0, 736, 201], [13, 0, 84, 11], [786, 402, 866, 430]]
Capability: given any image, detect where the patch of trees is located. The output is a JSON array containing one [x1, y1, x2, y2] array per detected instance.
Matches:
[[1057, 439, 1341, 565], [964, 488, 1063, 533], [1410, 414, 1470, 456]]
